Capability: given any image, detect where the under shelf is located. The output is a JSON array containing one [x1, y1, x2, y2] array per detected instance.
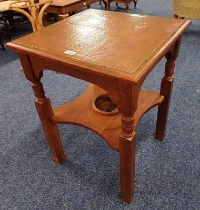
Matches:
[[52, 84, 164, 151]]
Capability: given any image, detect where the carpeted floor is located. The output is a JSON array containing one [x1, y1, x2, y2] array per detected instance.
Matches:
[[0, 0, 200, 209]]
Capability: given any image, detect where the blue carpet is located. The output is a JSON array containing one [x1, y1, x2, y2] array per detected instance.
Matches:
[[0, 0, 200, 209]]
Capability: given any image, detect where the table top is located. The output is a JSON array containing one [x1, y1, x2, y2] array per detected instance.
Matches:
[[7, 9, 191, 83], [40, 0, 90, 7]]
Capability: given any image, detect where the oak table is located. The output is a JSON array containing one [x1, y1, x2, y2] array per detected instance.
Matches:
[[7, 9, 191, 203]]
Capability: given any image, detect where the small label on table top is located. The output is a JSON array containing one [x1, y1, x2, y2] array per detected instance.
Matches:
[[64, 50, 76, 55]]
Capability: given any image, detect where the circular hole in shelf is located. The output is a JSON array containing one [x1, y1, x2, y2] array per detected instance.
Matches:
[[93, 94, 119, 115]]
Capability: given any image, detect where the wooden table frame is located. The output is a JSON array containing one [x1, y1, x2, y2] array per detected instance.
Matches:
[[17, 39, 180, 202], [7, 10, 191, 203], [14, 40, 183, 202]]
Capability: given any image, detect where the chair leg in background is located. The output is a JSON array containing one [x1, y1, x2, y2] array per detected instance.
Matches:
[[0, 37, 5, 51]]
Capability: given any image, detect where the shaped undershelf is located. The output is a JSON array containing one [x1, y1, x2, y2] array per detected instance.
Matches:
[[52, 84, 164, 151]]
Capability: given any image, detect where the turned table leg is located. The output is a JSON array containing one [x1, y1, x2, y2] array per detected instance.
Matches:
[[155, 40, 181, 140], [32, 81, 65, 163], [120, 116, 136, 203], [116, 84, 140, 203]]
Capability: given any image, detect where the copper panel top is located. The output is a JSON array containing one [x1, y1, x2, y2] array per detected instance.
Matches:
[[7, 9, 190, 82]]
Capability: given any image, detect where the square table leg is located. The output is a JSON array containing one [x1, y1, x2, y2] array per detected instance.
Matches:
[[32, 81, 65, 164], [119, 123, 136, 203]]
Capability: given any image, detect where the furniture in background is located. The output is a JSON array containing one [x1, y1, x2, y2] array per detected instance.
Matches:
[[106, 0, 138, 10], [7, 0, 52, 31], [0, 14, 11, 50], [40, 0, 106, 20], [7, 9, 191, 203], [0, 1, 27, 50], [0, 0, 51, 49], [0, 0, 52, 32], [173, 0, 200, 19]]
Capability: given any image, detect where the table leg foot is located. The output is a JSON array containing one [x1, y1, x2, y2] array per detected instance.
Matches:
[[155, 78, 173, 141], [32, 80, 65, 163], [119, 114, 136, 203], [35, 97, 65, 164], [119, 132, 136, 203]]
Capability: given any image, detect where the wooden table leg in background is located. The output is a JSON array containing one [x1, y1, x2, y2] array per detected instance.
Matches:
[[104, 0, 110, 10], [133, 0, 137, 8], [155, 39, 181, 140]]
